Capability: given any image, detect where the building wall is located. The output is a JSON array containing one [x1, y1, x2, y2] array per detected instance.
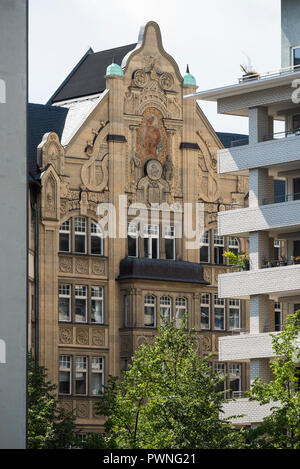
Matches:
[[281, 0, 300, 68], [35, 22, 249, 432]]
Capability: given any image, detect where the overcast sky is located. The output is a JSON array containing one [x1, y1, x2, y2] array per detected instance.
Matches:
[[29, 0, 281, 134]]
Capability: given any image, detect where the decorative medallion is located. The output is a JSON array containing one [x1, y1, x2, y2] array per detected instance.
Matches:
[[76, 402, 89, 418], [59, 257, 73, 273], [92, 260, 105, 276], [133, 69, 148, 88], [59, 327, 73, 344], [75, 259, 89, 275], [145, 159, 163, 181], [76, 329, 89, 345], [92, 330, 105, 346], [159, 72, 174, 90]]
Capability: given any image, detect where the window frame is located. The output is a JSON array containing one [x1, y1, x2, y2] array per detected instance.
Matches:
[[164, 226, 176, 261], [74, 216, 87, 254], [200, 293, 210, 330], [214, 295, 226, 331], [200, 230, 210, 264], [143, 224, 159, 259], [213, 229, 225, 265], [59, 355, 72, 396], [58, 284, 71, 323], [274, 302, 282, 332], [128, 222, 139, 258], [91, 357, 104, 396], [59, 219, 71, 253], [75, 285, 88, 323], [75, 356, 88, 396], [91, 286, 104, 324], [90, 221, 104, 256], [175, 297, 187, 328], [160, 296, 172, 323], [144, 295, 156, 327], [228, 299, 241, 331]]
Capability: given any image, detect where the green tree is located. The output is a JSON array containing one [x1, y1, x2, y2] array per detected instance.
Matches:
[[95, 317, 241, 449], [246, 313, 300, 449], [27, 351, 76, 449]]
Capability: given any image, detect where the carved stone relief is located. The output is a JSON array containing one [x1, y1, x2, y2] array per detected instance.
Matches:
[[59, 327, 73, 344], [92, 329, 105, 346], [76, 328, 89, 345], [41, 132, 65, 174], [59, 257, 73, 273]]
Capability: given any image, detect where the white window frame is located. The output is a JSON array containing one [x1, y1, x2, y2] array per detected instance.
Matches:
[[75, 356, 88, 396], [160, 296, 172, 323], [164, 226, 176, 260], [144, 295, 156, 327], [274, 302, 282, 332], [58, 284, 71, 322], [59, 355, 72, 396], [91, 286, 104, 324], [213, 229, 225, 265], [92, 357, 104, 396], [229, 299, 241, 330], [128, 223, 138, 258], [75, 285, 87, 323], [175, 297, 187, 328], [214, 362, 226, 398], [214, 295, 225, 331], [228, 236, 239, 260], [229, 363, 241, 397], [200, 293, 210, 330], [200, 230, 210, 263], [59, 219, 71, 253], [74, 216, 87, 254], [274, 240, 281, 260], [91, 221, 103, 256], [143, 224, 159, 259]]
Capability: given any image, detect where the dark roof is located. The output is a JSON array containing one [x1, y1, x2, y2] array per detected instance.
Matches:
[[48, 44, 137, 104], [28, 103, 69, 179], [217, 132, 248, 148], [117, 257, 210, 284]]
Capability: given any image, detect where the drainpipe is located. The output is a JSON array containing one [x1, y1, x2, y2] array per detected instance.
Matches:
[[31, 199, 39, 363]]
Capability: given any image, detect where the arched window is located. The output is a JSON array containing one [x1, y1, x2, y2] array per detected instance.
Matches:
[[175, 297, 187, 327], [59, 219, 71, 252], [160, 296, 171, 323], [74, 217, 87, 253], [91, 221, 103, 256], [144, 295, 156, 327]]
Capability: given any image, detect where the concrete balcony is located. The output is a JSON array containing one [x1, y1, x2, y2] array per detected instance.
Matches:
[[222, 398, 278, 425], [218, 133, 300, 175], [219, 332, 278, 361], [218, 199, 300, 236], [218, 264, 300, 299]]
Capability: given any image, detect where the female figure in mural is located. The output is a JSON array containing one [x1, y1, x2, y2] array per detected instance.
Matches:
[[144, 115, 161, 157]]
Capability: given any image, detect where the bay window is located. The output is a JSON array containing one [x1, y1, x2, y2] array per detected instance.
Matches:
[[175, 297, 187, 327], [144, 295, 156, 327], [160, 296, 171, 322]]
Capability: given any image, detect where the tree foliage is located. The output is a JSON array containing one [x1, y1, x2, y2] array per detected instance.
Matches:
[[95, 317, 241, 449], [27, 351, 76, 449], [246, 313, 300, 449]]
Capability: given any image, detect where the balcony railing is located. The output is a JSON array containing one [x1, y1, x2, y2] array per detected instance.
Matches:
[[237, 63, 300, 84], [231, 390, 247, 399], [230, 128, 300, 148], [262, 192, 300, 205], [261, 258, 300, 269]]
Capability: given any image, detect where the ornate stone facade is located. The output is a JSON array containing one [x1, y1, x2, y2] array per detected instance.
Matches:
[[31, 21, 249, 434]]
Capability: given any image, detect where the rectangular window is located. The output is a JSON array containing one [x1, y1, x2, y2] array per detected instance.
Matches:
[[165, 226, 175, 260], [160, 296, 171, 323], [144, 295, 156, 327], [274, 302, 282, 332], [175, 297, 187, 328], [91, 222, 103, 255], [274, 240, 280, 260], [229, 363, 241, 397], [228, 237, 239, 258], [59, 219, 71, 252], [200, 293, 210, 330], [75, 285, 87, 323], [200, 231, 210, 263], [91, 287, 103, 324], [128, 223, 138, 257], [75, 217, 86, 253], [59, 355, 71, 395], [59, 284, 71, 322], [293, 46, 300, 68], [75, 356, 88, 396], [143, 225, 159, 259], [214, 229, 225, 265], [229, 299, 240, 330], [214, 295, 225, 331], [214, 362, 226, 397], [92, 357, 104, 396]]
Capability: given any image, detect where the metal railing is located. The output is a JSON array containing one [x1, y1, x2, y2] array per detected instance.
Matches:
[[230, 128, 300, 148], [261, 257, 300, 268], [238, 63, 300, 84], [231, 391, 247, 399], [262, 192, 300, 205]]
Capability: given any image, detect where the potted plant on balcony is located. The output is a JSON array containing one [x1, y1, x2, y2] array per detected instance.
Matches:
[[240, 64, 259, 82], [223, 251, 250, 271]]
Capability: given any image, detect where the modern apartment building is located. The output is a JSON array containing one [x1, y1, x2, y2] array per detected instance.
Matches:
[[28, 21, 250, 434], [189, 0, 300, 426]]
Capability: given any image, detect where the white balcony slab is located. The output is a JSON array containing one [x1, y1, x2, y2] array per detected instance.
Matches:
[[218, 134, 300, 175], [221, 398, 279, 425], [219, 332, 278, 361], [218, 264, 300, 299], [218, 199, 300, 236]]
